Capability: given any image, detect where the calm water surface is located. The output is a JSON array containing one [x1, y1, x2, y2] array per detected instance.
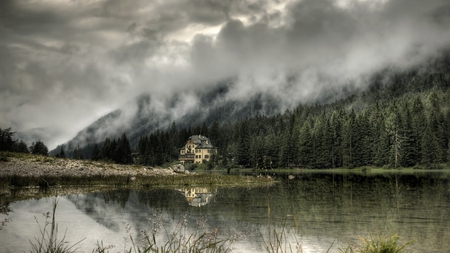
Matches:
[[1, 171, 450, 252]]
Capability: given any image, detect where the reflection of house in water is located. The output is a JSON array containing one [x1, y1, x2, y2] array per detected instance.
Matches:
[[178, 187, 217, 207]]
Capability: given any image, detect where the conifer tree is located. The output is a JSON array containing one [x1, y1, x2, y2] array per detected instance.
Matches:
[[421, 124, 439, 166], [114, 133, 133, 164], [278, 130, 290, 167], [399, 102, 417, 167], [385, 102, 403, 168], [330, 110, 344, 168], [73, 144, 82, 159], [57, 146, 66, 158], [342, 109, 357, 168], [411, 95, 426, 162], [237, 120, 251, 167], [91, 144, 101, 161], [31, 140, 48, 156], [426, 92, 445, 163], [250, 134, 265, 168], [355, 112, 372, 166], [101, 138, 115, 161], [14, 140, 29, 153], [372, 106, 389, 166], [298, 121, 313, 167], [0, 128, 16, 151], [312, 114, 332, 168]]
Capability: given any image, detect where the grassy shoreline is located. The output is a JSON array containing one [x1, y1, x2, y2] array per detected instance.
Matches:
[[0, 152, 275, 189], [3, 151, 449, 190]]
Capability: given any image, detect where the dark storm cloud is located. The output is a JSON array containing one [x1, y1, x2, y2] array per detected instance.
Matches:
[[184, 0, 450, 108], [1, 0, 450, 149]]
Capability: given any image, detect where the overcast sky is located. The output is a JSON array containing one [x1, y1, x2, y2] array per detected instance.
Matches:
[[1, 0, 450, 149]]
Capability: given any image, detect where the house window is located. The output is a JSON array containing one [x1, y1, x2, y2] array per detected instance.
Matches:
[[205, 155, 209, 159]]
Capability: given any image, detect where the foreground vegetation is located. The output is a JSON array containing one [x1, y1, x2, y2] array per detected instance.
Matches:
[[26, 199, 412, 253]]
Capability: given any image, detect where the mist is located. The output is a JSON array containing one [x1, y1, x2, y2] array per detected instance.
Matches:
[[1, 0, 450, 149]]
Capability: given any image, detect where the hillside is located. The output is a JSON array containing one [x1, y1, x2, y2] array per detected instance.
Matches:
[[51, 51, 450, 165]]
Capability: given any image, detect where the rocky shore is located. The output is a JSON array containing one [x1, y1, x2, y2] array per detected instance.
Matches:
[[0, 155, 183, 178]]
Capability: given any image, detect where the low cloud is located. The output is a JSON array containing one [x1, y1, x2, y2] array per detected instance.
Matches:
[[1, 0, 450, 149]]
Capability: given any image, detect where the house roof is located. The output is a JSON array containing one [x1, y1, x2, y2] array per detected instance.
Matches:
[[184, 135, 217, 149]]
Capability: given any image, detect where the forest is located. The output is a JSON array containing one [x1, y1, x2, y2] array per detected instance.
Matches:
[[133, 88, 450, 169], [3, 66, 450, 170], [79, 70, 450, 169]]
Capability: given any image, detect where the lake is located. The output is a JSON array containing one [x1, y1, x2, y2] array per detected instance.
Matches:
[[1, 171, 450, 252]]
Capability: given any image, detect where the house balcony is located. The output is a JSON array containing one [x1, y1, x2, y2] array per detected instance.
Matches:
[[179, 154, 195, 161]]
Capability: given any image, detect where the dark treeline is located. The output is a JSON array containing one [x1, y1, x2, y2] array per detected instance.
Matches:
[[88, 133, 133, 164], [0, 127, 48, 156], [131, 87, 450, 169], [97, 59, 450, 168]]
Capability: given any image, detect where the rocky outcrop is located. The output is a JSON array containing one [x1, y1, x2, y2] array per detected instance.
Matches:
[[172, 164, 185, 173]]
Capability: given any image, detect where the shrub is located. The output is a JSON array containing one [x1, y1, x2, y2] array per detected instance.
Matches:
[[339, 234, 412, 253]]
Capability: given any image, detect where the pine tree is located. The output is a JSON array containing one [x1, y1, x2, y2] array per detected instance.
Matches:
[[411, 95, 426, 163], [298, 121, 313, 168], [0, 128, 16, 151], [312, 114, 332, 168], [421, 124, 439, 166], [57, 146, 66, 158], [13, 140, 29, 153], [168, 122, 180, 160], [342, 109, 357, 168], [138, 135, 148, 158], [426, 92, 445, 163], [330, 110, 344, 168], [250, 135, 264, 168], [73, 144, 82, 159], [91, 144, 101, 161], [399, 102, 417, 167], [114, 133, 133, 164], [236, 121, 251, 167], [372, 106, 389, 166], [355, 112, 372, 166], [385, 102, 403, 168], [278, 130, 290, 167], [31, 140, 49, 156], [101, 138, 115, 161]]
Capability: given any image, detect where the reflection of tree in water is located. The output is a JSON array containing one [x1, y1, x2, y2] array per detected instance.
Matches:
[[66, 191, 129, 232], [177, 188, 217, 207], [103, 189, 131, 208], [0, 201, 12, 230]]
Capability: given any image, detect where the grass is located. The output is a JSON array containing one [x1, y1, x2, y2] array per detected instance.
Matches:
[[0, 152, 275, 189], [261, 226, 412, 253], [32, 198, 235, 253], [261, 220, 304, 253], [339, 234, 412, 253], [18, 197, 413, 253], [1, 173, 275, 189], [30, 198, 84, 253]]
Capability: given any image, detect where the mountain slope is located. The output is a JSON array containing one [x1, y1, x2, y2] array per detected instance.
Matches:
[[51, 51, 450, 158]]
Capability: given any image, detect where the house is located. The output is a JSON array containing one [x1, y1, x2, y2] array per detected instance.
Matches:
[[179, 135, 217, 164], [177, 187, 217, 207]]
